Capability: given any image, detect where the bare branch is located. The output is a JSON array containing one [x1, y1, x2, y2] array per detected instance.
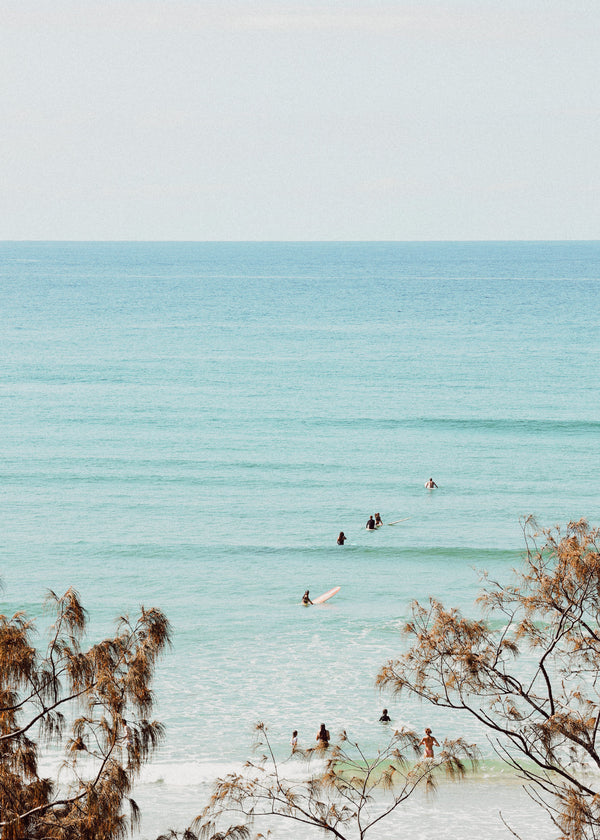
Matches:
[[378, 519, 600, 840], [194, 725, 478, 840]]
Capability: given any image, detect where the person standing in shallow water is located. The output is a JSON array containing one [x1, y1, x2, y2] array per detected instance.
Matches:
[[379, 708, 391, 722], [425, 478, 438, 489], [316, 723, 330, 747], [419, 728, 440, 757], [291, 730, 298, 749], [337, 531, 346, 545]]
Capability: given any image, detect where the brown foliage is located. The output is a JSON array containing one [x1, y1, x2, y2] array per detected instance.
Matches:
[[377, 518, 600, 839], [0, 587, 171, 839], [193, 722, 477, 840]]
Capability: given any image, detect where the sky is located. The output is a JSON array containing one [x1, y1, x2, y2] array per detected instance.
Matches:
[[1, 0, 599, 241]]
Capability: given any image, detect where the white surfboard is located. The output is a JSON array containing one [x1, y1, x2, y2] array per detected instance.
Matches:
[[312, 586, 340, 604]]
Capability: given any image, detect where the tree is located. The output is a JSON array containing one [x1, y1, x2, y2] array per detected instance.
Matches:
[[377, 518, 600, 840], [0, 587, 171, 839], [193, 722, 477, 840]]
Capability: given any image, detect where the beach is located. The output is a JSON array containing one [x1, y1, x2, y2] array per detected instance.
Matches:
[[1, 240, 599, 837]]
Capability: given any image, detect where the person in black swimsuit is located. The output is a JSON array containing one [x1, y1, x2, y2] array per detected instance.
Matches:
[[366, 516, 376, 530], [316, 723, 330, 747], [337, 531, 346, 545]]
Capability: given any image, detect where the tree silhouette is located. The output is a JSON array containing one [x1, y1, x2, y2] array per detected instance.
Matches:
[[378, 518, 600, 839], [0, 587, 170, 839]]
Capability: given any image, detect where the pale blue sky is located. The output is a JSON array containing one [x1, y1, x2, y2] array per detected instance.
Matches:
[[1, 1, 599, 240]]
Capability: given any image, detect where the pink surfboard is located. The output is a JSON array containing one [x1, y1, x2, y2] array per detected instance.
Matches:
[[312, 586, 340, 605]]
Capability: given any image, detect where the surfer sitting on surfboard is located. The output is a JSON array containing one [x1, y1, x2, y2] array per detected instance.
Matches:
[[374, 513, 383, 526], [302, 590, 313, 605], [366, 516, 376, 530]]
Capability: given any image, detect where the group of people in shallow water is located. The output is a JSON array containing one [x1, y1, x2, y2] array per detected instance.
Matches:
[[290, 714, 440, 758], [290, 723, 330, 749]]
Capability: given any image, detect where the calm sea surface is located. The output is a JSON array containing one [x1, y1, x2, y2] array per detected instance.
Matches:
[[1, 241, 599, 837]]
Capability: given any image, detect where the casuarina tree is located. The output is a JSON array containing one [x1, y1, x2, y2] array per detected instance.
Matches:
[[193, 722, 477, 840], [377, 518, 600, 839], [0, 587, 170, 839]]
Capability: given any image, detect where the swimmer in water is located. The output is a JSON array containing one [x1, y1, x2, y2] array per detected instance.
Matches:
[[337, 531, 346, 545], [424, 478, 438, 489]]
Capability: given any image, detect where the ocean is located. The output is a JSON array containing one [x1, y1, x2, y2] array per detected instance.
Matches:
[[1, 241, 599, 838]]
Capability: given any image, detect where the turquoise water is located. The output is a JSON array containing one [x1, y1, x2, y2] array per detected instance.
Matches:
[[1, 241, 599, 837]]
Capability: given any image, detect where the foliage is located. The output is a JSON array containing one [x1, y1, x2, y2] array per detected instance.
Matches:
[[192, 722, 477, 840], [0, 587, 171, 839], [377, 518, 600, 839]]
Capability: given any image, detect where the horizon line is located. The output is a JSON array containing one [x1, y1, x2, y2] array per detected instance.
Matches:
[[2, 238, 600, 245]]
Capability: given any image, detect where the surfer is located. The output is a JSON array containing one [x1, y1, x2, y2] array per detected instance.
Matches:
[[379, 708, 391, 722], [425, 478, 438, 489], [337, 531, 346, 545], [302, 590, 313, 605], [316, 723, 330, 747], [419, 728, 440, 758], [366, 516, 376, 530], [374, 513, 383, 527]]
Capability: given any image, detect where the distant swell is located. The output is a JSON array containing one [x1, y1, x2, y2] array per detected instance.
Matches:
[[305, 417, 600, 434]]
